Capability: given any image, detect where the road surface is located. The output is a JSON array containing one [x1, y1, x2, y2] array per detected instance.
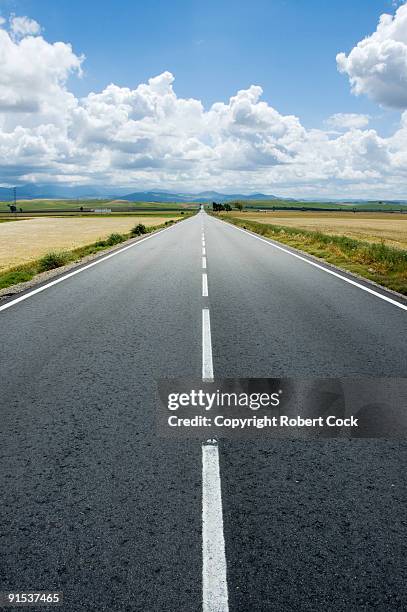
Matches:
[[1, 211, 406, 611]]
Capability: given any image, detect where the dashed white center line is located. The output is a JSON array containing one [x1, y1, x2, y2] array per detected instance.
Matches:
[[202, 256, 207, 269], [201, 269, 229, 610], [202, 442, 229, 612], [201, 308, 213, 381], [202, 247, 206, 256], [202, 273, 208, 297]]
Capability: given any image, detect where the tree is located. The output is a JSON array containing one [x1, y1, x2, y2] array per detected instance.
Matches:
[[224, 203, 232, 211], [235, 202, 244, 211], [212, 202, 225, 212]]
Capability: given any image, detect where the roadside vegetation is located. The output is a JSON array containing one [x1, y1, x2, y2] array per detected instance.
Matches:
[[0, 218, 185, 291], [221, 216, 407, 295]]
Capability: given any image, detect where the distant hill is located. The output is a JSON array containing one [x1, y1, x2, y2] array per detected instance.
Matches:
[[118, 190, 279, 203], [0, 184, 111, 201], [0, 185, 279, 202], [1, 184, 407, 208]]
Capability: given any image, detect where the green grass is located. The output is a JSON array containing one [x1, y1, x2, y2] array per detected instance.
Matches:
[[226, 199, 407, 212], [0, 219, 185, 291], [221, 216, 407, 295], [0, 199, 198, 213], [0, 268, 36, 289]]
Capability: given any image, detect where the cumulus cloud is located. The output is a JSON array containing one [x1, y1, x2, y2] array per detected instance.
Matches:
[[325, 113, 370, 130], [0, 17, 82, 118], [10, 16, 41, 37], [1, 14, 407, 197], [337, 3, 407, 108]]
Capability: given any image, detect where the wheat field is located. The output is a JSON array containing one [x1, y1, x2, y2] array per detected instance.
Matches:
[[233, 212, 407, 250], [0, 216, 179, 271]]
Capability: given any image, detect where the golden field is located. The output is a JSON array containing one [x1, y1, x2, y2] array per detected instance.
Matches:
[[0, 216, 178, 271], [232, 211, 407, 250]]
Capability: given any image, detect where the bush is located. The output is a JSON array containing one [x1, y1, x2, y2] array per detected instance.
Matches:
[[131, 223, 147, 236], [106, 233, 124, 246], [94, 239, 107, 247], [38, 251, 70, 271]]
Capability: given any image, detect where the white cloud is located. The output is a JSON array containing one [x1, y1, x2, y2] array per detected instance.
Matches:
[[325, 113, 370, 130], [10, 16, 41, 37], [1, 15, 407, 198], [337, 3, 407, 108], [0, 18, 82, 119]]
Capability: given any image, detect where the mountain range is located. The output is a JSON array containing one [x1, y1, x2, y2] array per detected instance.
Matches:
[[0, 185, 278, 203], [1, 184, 406, 205]]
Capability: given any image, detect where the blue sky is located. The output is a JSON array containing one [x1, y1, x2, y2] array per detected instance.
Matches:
[[1, 0, 407, 196], [2, 0, 402, 130]]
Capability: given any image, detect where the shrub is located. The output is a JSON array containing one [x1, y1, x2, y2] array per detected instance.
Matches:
[[38, 251, 70, 271], [131, 223, 147, 236], [106, 233, 124, 245]]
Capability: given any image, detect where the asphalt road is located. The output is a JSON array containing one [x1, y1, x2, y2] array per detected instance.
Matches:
[[1, 211, 406, 611]]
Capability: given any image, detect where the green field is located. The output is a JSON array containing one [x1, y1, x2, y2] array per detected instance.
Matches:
[[0, 199, 199, 213], [230, 199, 407, 212], [1, 198, 406, 214]]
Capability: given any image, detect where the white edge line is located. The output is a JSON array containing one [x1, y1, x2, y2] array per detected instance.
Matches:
[[0, 221, 185, 313], [214, 217, 407, 312], [202, 273, 208, 297], [202, 443, 229, 612]]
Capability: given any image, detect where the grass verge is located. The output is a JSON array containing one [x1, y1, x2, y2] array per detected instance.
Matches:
[[0, 218, 184, 291], [220, 215, 407, 295]]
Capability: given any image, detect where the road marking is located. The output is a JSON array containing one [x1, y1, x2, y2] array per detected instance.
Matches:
[[202, 273, 208, 297], [215, 218, 407, 313], [202, 256, 207, 269], [0, 221, 187, 313], [202, 247, 206, 256], [202, 443, 229, 612], [202, 308, 213, 380], [201, 306, 229, 612]]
